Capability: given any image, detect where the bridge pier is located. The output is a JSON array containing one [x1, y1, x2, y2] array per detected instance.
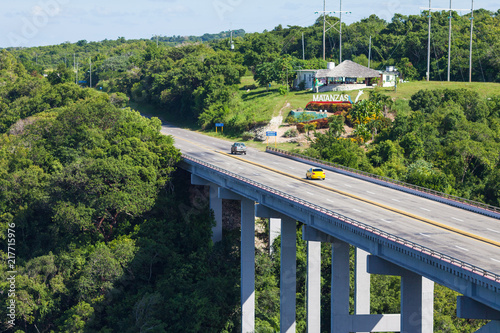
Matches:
[[190, 175, 222, 243], [304, 226, 402, 333], [256, 205, 297, 333], [218, 188, 256, 333], [457, 296, 500, 332], [355, 248, 371, 333], [269, 218, 281, 254], [368, 255, 434, 333]]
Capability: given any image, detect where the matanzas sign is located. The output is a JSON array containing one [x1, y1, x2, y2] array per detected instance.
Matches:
[[312, 94, 352, 103]]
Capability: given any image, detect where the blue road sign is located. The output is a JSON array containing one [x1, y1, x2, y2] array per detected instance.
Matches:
[[215, 123, 224, 127], [266, 131, 277, 136]]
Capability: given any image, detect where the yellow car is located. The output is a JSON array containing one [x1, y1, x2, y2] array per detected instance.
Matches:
[[306, 167, 326, 180]]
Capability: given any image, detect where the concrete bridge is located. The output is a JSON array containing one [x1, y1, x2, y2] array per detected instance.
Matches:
[[164, 125, 500, 333]]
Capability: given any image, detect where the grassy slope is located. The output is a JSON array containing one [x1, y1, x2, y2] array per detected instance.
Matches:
[[133, 77, 500, 151], [377, 80, 500, 100], [238, 77, 500, 115]]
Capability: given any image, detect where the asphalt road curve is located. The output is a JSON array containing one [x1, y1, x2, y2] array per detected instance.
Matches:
[[161, 124, 500, 275]]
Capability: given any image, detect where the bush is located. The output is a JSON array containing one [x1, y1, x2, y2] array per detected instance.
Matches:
[[285, 115, 297, 124], [242, 84, 258, 90], [305, 102, 352, 114], [283, 128, 298, 138], [241, 131, 255, 140]]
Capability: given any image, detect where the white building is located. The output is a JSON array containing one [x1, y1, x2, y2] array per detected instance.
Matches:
[[379, 66, 400, 88], [294, 69, 317, 89]]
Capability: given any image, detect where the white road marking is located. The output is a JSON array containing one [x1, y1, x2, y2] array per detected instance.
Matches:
[[353, 209, 362, 213], [288, 167, 295, 170], [419, 233, 431, 238], [392, 199, 401, 202], [452, 217, 464, 222], [491, 258, 500, 263], [381, 219, 392, 223], [455, 245, 469, 252], [344, 184, 352, 187], [420, 207, 430, 212], [306, 192, 314, 195], [487, 228, 500, 234], [366, 191, 376, 194], [327, 199, 334, 203]]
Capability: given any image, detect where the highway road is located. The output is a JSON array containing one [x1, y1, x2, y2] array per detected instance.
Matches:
[[161, 124, 500, 275]]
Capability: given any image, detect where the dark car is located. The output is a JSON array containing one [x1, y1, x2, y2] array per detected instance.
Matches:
[[231, 142, 247, 155]]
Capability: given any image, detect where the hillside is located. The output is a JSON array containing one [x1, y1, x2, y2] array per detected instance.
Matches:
[[0, 9, 500, 331]]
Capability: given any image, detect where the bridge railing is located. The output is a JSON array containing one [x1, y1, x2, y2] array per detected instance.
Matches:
[[182, 154, 500, 284], [266, 147, 500, 216]]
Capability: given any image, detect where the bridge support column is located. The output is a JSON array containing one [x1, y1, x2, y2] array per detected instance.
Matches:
[[306, 240, 321, 333], [368, 255, 434, 333], [241, 198, 256, 333], [281, 215, 297, 333], [355, 248, 370, 333], [256, 205, 297, 333], [303, 225, 336, 332], [331, 238, 351, 333], [190, 175, 222, 243], [219, 189, 256, 333], [269, 218, 281, 254]]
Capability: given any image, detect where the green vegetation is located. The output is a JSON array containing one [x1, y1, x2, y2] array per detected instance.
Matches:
[[1, 8, 500, 332]]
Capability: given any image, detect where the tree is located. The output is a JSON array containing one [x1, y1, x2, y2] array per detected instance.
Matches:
[[47, 63, 73, 85]]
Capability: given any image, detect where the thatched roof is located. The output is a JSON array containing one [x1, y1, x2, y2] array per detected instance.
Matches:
[[315, 60, 380, 78]]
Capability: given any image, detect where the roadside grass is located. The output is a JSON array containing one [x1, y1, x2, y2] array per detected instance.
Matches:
[[376, 80, 500, 100]]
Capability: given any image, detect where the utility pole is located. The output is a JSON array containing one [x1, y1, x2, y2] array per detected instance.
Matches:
[[339, 0, 342, 63], [89, 58, 92, 88], [447, 0, 452, 82], [302, 32, 305, 60], [368, 36, 372, 68], [323, 0, 326, 60], [420, 4, 468, 82], [426, 0, 431, 81], [74, 53, 76, 84], [315, 0, 350, 62], [469, 0, 474, 82]]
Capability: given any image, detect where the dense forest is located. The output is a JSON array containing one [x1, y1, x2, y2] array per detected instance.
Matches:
[[0, 8, 499, 333]]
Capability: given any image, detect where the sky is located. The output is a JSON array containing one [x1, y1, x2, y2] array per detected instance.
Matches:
[[0, 0, 498, 48]]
